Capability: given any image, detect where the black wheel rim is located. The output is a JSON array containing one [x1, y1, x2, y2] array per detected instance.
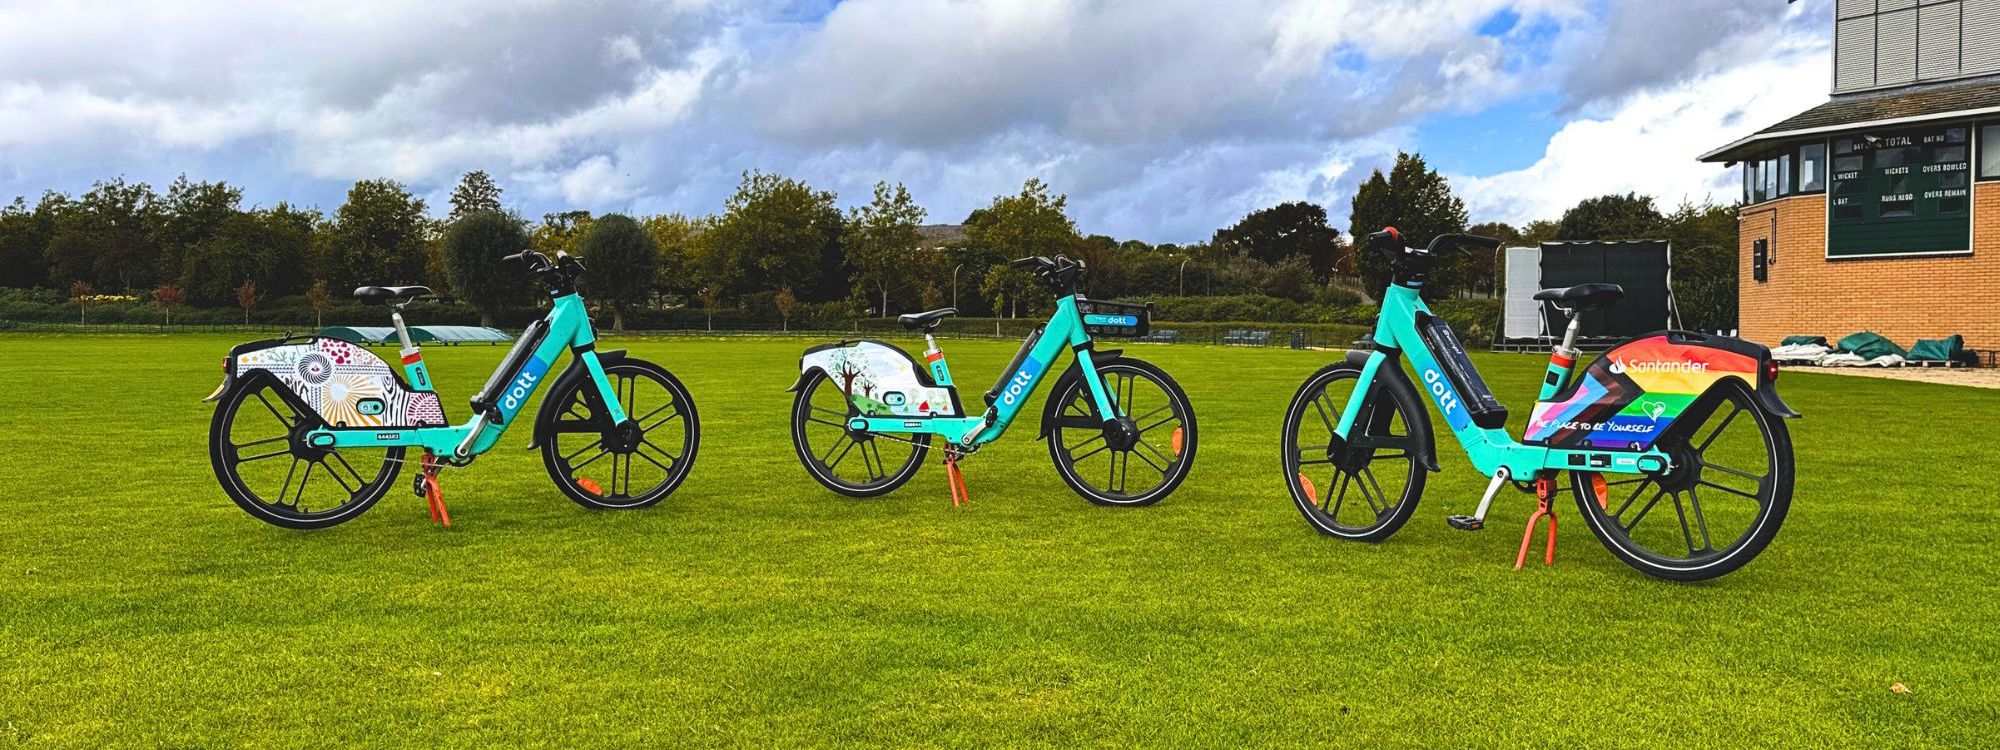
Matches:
[[548, 365, 694, 506], [220, 380, 398, 521], [1284, 369, 1421, 533], [1577, 385, 1779, 568], [795, 374, 925, 491], [1050, 365, 1189, 502]]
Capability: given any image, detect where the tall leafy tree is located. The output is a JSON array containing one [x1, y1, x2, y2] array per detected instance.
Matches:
[[846, 181, 927, 316], [532, 210, 596, 257], [1213, 201, 1343, 282], [442, 211, 535, 326], [642, 213, 707, 298], [576, 214, 660, 332], [1555, 193, 1665, 241], [447, 170, 504, 223], [45, 178, 162, 291], [155, 176, 243, 285], [960, 179, 1078, 316], [0, 197, 52, 289], [1348, 152, 1469, 293], [700, 171, 842, 301], [313, 179, 431, 292]]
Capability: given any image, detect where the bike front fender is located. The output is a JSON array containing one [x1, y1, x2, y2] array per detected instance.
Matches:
[[1342, 349, 1442, 472], [526, 349, 628, 449], [1036, 348, 1122, 440]]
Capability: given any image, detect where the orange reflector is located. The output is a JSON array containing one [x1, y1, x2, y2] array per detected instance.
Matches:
[[577, 478, 603, 496], [1170, 427, 1185, 455], [1299, 474, 1317, 504], [1590, 474, 1609, 509]]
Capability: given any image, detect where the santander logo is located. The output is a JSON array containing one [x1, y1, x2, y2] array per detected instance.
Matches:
[[1609, 358, 1707, 375]]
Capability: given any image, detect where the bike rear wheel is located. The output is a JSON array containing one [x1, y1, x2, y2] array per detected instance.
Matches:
[[790, 370, 930, 497], [1280, 362, 1428, 541], [209, 377, 404, 529], [1571, 380, 1792, 581]]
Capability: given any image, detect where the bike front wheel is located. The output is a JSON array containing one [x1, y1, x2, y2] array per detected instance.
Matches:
[[1280, 362, 1428, 541], [1045, 357, 1196, 507], [1571, 380, 1793, 581], [539, 357, 699, 510]]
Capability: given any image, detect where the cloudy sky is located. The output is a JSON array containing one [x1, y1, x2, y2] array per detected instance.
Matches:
[[0, 0, 1834, 242]]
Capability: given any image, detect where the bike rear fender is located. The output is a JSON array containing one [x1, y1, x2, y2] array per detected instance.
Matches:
[[1345, 349, 1442, 472], [1526, 331, 1798, 452], [526, 348, 627, 449], [789, 339, 964, 417]]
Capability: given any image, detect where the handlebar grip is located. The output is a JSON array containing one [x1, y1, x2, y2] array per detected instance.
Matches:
[[1367, 227, 1405, 255]]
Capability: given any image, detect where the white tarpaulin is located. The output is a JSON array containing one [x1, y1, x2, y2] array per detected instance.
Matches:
[[1503, 246, 1544, 340]]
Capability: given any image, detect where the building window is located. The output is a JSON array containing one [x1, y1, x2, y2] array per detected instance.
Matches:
[[1983, 123, 2000, 179], [1777, 153, 1793, 197], [1799, 143, 1825, 192]]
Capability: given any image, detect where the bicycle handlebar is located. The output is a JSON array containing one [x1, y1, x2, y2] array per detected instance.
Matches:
[[1368, 227, 1502, 256]]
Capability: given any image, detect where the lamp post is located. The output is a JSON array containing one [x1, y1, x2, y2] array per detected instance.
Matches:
[[952, 263, 962, 310], [1179, 257, 1191, 296]]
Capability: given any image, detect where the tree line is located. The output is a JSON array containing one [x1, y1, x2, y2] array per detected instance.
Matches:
[[0, 152, 1743, 333]]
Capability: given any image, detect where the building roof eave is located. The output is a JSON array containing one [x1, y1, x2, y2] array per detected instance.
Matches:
[[1699, 103, 2000, 163]]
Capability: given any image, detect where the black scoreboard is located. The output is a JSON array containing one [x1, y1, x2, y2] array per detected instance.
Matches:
[[1827, 124, 1972, 258]]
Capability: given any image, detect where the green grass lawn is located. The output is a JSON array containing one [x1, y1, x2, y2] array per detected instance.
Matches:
[[3, 332, 1997, 748]]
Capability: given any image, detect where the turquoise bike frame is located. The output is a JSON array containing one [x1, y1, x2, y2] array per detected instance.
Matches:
[[1337, 284, 1667, 477], [307, 293, 626, 458], [847, 295, 1120, 447]]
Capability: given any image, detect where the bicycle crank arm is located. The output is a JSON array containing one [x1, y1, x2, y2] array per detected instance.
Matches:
[[1448, 467, 1510, 532]]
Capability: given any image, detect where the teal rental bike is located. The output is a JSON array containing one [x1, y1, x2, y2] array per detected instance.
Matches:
[[788, 256, 1196, 507], [1280, 228, 1797, 581], [205, 250, 699, 529]]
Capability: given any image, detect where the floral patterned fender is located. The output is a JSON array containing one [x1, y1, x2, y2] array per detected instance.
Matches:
[[230, 337, 447, 428], [1526, 332, 1787, 452], [797, 340, 963, 418]]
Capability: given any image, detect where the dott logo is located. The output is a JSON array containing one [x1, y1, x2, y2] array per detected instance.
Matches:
[[1421, 368, 1460, 416], [999, 358, 1044, 407], [501, 358, 551, 412]]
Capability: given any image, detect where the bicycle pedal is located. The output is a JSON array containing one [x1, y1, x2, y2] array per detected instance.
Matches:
[[1447, 515, 1483, 532]]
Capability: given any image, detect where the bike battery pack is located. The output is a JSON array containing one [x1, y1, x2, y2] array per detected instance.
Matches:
[[1415, 312, 1508, 430], [469, 318, 551, 422], [985, 324, 1046, 408]]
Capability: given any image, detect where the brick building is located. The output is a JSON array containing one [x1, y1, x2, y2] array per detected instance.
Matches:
[[1700, 0, 2000, 352]]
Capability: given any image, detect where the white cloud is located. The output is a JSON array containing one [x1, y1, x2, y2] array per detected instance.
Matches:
[[0, 0, 1845, 242], [1453, 33, 1832, 226]]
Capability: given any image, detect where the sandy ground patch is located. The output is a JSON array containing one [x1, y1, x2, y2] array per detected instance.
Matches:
[[1787, 364, 2000, 389]]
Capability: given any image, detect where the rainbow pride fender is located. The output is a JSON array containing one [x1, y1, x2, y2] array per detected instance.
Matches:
[[1526, 332, 1794, 451]]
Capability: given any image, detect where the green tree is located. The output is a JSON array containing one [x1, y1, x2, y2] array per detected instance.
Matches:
[[0, 196, 52, 289], [980, 264, 1040, 319], [1658, 201, 1741, 333], [961, 179, 1078, 316], [1348, 152, 1469, 293], [576, 214, 660, 332], [447, 171, 504, 223], [701, 171, 843, 302], [846, 181, 928, 316], [642, 213, 707, 298], [1555, 193, 1665, 241], [1213, 201, 1343, 282], [46, 178, 162, 291], [316, 179, 432, 292], [531, 210, 596, 257], [154, 176, 243, 285], [442, 211, 535, 326]]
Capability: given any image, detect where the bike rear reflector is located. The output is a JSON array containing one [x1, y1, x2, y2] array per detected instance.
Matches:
[[1765, 360, 1780, 382]]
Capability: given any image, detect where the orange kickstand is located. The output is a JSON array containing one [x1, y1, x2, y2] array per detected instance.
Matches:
[[944, 453, 970, 508], [421, 451, 452, 528], [1515, 475, 1557, 570]]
